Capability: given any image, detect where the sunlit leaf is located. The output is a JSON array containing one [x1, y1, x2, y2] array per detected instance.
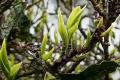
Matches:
[[41, 34, 48, 54], [9, 54, 14, 67], [0, 60, 10, 78], [68, 21, 79, 39], [0, 39, 10, 72], [67, 6, 84, 29], [42, 48, 54, 61], [67, 6, 85, 39], [9, 62, 22, 80], [97, 17, 103, 29], [94, 19, 99, 28], [100, 26, 112, 37], [54, 32, 58, 45], [58, 9, 68, 47], [44, 72, 55, 80], [109, 30, 115, 38], [71, 32, 78, 48], [85, 28, 92, 47], [42, 11, 48, 23], [75, 64, 81, 73], [35, 20, 44, 33]]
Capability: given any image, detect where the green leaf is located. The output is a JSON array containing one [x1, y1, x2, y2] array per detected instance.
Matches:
[[42, 48, 54, 61], [75, 64, 81, 73], [73, 54, 88, 62], [9, 54, 14, 67], [109, 29, 115, 38], [68, 21, 79, 39], [85, 28, 92, 47], [100, 26, 112, 37], [0, 39, 22, 80], [60, 61, 119, 80], [0, 39, 10, 72], [54, 32, 58, 45], [41, 34, 48, 54], [44, 72, 55, 80], [94, 19, 99, 28], [67, 6, 85, 39], [9, 62, 22, 80], [58, 9, 68, 47], [97, 17, 103, 29], [67, 6, 84, 29], [0, 60, 10, 78], [35, 20, 44, 32], [27, 8, 33, 21]]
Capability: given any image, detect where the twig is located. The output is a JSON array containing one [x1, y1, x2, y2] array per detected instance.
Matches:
[[89, 0, 105, 17]]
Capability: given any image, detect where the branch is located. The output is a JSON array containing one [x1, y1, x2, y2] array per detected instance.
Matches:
[[51, 29, 102, 73], [89, 0, 105, 17]]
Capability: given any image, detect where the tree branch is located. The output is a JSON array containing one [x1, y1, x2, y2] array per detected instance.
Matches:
[[89, 0, 105, 17]]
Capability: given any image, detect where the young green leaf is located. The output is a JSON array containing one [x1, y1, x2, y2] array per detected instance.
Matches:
[[0, 60, 10, 78], [68, 21, 79, 39], [109, 29, 115, 38], [100, 26, 112, 37], [41, 34, 48, 54], [94, 19, 99, 27], [44, 72, 55, 80], [67, 6, 85, 39], [9, 62, 22, 80], [0, 39, 10, 72], [97, 17, 103, 29], [58, 9, 68, 47], [67, 6, 84, 29], [27, 8, 33, 21], [42, 48, 54, 61], [75, 64, 81, 73], [85, 28, 92, 47], [54, 32, 58, 45], [9, 54, 14, 67]]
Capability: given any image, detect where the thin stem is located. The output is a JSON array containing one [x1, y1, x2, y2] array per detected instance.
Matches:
[[104, 0, 110, 80]]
